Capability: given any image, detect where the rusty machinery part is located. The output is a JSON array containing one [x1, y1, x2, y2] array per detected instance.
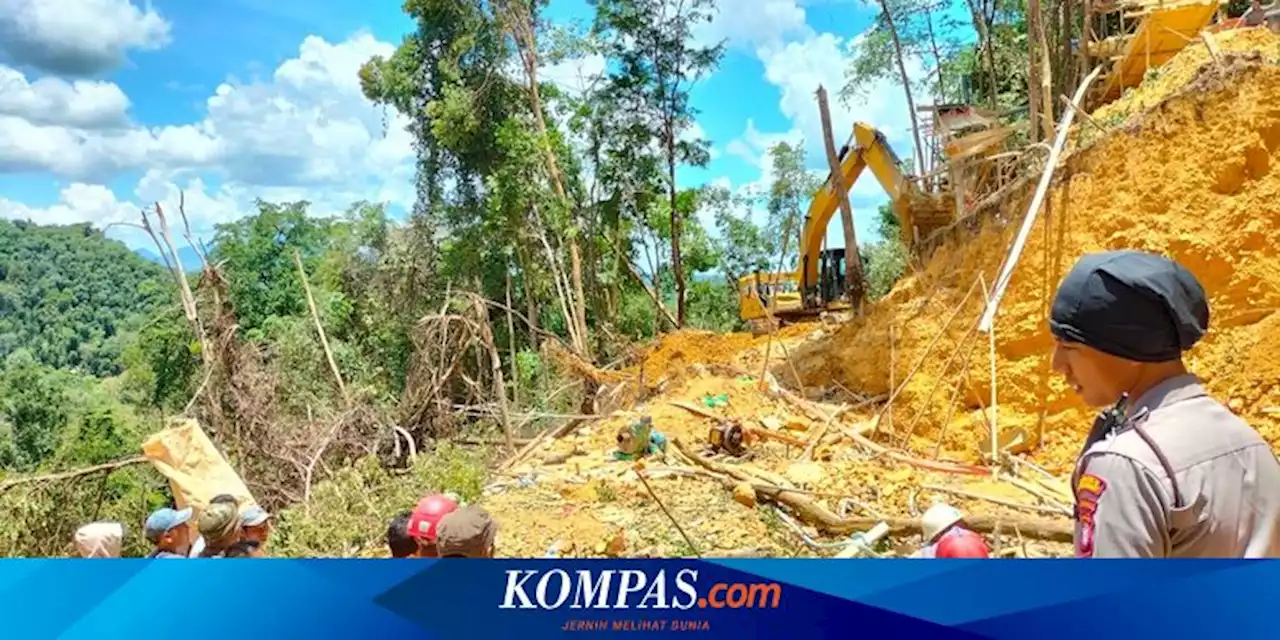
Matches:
[[707, 421, 748, 457], [615, 416, 654, 457]]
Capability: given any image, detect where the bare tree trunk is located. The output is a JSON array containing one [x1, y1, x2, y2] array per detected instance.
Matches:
[[505, 267, 519, 406], [1028, 0, 1051, 141], [1080, 0, 1093, 82], [1028, 0, 1042, 142], [515, 240, 540, 349], [667, 132, 686, 328], [614, 240, 680, 330], [816, 85, 866, 309], [569, 241, 589, 351], [965, 0, 1000, 109], [1060, 0, 1075, 101], [923, 6, 948, 101], [294, 250, 350, 406], [147, 204, 208, 356], [1039, 3, 1055, 140], [504, 0, 591, 356], [473, 295, 514, 452], [880, 0, 927, 173], [532, 205, 581, 352]]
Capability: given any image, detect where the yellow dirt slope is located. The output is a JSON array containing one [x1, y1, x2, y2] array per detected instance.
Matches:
[[791, 30, 1280, 474]]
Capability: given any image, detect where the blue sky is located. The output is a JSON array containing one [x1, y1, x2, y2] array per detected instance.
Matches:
[[0, 0, 929, 252]]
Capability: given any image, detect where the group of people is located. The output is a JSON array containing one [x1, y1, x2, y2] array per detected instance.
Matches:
[[72, 491, 500, 559], [384, 493, 498, 558], [73, 493, 273, 558]]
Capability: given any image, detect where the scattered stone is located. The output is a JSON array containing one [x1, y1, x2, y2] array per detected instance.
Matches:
[[606, 530, 627, 557], [785, 461, 825, 486]]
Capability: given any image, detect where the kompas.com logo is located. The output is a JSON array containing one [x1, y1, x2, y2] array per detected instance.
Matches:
[[498, 568, 783, 610]]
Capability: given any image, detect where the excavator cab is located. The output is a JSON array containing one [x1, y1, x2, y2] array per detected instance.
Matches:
[[736, 120, 956, 328], [818, 248, 848, 305]]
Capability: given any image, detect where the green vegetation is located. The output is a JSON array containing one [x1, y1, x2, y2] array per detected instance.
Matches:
[[0, 221, 171, 376]]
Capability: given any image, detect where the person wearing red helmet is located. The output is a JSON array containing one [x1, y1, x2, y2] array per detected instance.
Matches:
[[406, 493, 459, 557], [936, 529, 990, 558]]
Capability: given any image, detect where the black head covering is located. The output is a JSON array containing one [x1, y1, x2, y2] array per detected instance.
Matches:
[[1049, 250, 1209, 362]]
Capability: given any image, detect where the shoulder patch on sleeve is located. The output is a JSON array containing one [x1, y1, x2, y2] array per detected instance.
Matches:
[[1075, 474, 1108, 557], [1077, 473, 1106, 500]]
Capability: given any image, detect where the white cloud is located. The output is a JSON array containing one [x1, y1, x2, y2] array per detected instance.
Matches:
[[697, 0, 811, 50], [0, 32, 419, 242], [0, 65, 131, 128], [730, 31, 925, 206], [0, 183, 136, 227], [0, 0, 171, 75], [725, 119, 802, 169], [540, 53, 607, 96]]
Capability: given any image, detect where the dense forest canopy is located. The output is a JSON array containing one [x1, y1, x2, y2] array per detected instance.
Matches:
[[0, 220, 171, 377]]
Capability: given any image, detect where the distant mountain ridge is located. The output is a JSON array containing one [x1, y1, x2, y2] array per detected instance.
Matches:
[[134, 245, 206, 273]]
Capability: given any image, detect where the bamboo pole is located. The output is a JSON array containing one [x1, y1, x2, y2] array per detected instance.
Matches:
[[978, 65, 1103, 332], [983, 274, 998, 469], [293, 249, 349, 405], [873, 276, 982, 429]]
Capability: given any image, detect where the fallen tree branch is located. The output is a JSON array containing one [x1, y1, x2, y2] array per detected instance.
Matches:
[[500, 418, 589, 471], [802, 403, 848, 461], [840, 427, 990, 476], [673, 438, 1071, 542], [921, 483, 1068, 517], [1000, 473, 1073, 514], [456, 437, 534, 446], [0, 457, 149, 493]]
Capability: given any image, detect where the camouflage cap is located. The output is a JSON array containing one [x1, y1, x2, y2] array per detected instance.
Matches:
[[435, 505, 497, 558]]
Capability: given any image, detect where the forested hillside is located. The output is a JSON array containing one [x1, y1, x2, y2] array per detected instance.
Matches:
[[0, 221, 172, 376]]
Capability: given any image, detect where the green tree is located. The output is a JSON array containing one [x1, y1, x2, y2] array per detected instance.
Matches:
[[0, 351, 70, 470], [0, 220, 171, 376], [859, 204, 909, 300], [764, 141, 819, 273], [591, 0, 724, 327], [210, 201, 335, 337]]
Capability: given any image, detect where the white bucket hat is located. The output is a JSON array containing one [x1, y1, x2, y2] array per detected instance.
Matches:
[[921, 503, 964, 543]]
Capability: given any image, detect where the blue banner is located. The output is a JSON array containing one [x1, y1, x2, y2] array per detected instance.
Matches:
[[1, 558, 1269, 638]]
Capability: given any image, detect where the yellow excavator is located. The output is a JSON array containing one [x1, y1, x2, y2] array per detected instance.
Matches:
[[737, 121, 953, 329]]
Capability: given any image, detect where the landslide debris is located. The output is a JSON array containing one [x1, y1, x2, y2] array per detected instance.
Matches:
[[485, 29, 1280, 559]]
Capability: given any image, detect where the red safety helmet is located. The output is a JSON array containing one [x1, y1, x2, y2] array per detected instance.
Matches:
[[407, 494, 459, 542], [936, 529, 990, 558]]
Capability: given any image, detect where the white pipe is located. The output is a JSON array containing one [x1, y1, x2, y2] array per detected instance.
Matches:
[[978, 66, 1104, 333]]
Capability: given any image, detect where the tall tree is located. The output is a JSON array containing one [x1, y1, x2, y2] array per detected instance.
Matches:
[[842, 0, 927, 172], [591, 0, 724, 327]]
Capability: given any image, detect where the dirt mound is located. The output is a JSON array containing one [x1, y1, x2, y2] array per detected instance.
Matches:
[[790, 38, 1280, 474], [1093, 28, 1280, 126]]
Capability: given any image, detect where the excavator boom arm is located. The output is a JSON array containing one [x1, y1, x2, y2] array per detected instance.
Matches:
[[796, 122, 913, 289]]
